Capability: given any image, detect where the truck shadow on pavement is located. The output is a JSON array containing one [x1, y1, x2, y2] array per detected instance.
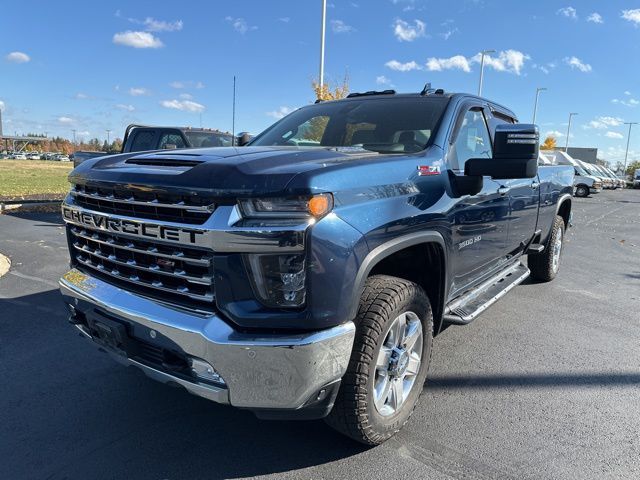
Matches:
[[425, 372, 640, 390], [0, 289, 368, 480]]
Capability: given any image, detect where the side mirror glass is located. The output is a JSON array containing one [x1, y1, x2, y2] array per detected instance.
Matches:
[[465, 124, 539, 179]]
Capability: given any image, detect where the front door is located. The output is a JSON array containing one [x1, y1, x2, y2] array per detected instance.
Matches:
[[507, 176, 540, 252], [448, 107, 511, 294]]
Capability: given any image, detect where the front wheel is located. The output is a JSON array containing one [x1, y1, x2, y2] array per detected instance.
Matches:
[[529, 215, 565, 282], [575, 185, 589, 197], [325, 275, 433, 445]]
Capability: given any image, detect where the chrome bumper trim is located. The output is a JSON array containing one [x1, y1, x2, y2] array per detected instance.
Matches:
[[60, 269, 355, 410]]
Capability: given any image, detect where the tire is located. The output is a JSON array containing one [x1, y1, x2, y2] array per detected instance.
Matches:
[[325, 275, 433, 445], [529, 215, 565, 282], [575, 185, 589, 197]]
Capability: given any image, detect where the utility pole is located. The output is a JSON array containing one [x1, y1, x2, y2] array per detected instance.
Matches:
[[565, 113, 578, 151], [478, 49, 495, 96], [319, 0, 327, 90], [532, 87, 547, 124], [106, 129, 112, 145], [232, 75, 236, 146], [71, 129, 77, 148], [623, 122, 638, 175]]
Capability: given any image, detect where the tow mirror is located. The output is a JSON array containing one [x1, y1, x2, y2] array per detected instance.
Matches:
[[465, 124, 539, 179]]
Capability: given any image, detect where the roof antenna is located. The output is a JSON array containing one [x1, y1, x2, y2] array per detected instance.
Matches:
[[420, 82, 433, 96]]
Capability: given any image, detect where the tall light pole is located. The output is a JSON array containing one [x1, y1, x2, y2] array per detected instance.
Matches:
[[532, 87, 547, 124], [623, 122, 638, 175], [106, 129, 112, 145], [565, 113, 578, 151], [478, 49, 495, 96], [71, 129, 77, 147], [319, 0, 327, 90]]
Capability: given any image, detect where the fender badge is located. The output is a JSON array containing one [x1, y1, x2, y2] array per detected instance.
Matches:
[[417, 165, 440, 176]]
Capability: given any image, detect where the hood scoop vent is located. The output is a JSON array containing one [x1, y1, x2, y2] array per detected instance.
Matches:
[[125, 157, 204, 167]]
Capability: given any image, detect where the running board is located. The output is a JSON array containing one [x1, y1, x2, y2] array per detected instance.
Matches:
[[444, 262, 530, 325]]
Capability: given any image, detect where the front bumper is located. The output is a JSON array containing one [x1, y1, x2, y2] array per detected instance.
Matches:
[[60, 269, 355, 413]]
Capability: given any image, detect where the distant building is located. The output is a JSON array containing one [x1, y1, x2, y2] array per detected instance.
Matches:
[[553, 147, 599, 164]]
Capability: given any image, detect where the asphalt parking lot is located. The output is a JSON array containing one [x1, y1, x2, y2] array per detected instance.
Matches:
[[1, 189, 639, 480]]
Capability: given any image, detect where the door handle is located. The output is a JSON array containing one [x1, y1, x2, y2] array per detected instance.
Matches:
[[497, 186, 510, 195], [531, 181, 540, 190]]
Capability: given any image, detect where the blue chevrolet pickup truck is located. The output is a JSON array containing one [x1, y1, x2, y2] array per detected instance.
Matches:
[[59, 89, 574, 445]]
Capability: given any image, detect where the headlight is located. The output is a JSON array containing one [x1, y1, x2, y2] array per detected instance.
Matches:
[[238, 194, 333, 220]]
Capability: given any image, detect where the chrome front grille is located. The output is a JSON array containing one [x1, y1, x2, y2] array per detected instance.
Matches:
[[68, 225, 215, 310], [70, 184, 215, 225]]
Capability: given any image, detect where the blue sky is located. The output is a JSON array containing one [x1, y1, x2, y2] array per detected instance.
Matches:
[[1, 0, 640, 165]]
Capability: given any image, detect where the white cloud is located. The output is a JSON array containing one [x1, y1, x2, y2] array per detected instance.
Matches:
[[545, 130, 565, 138], [440, 28, 458, 40], [385, 59, 422, 72], [129, 87, 150, 96], [605, 131, 624, 139], [557, 7, 577, 19], [266, 106, 295, 119], [6, 51, 30, 63], [376, 75, 393, 86], [279, 17, 290, 23], [116, 104, 135, 112], [179, 93, 193, 100], [113, 31, 163, 48], [622, 9, 640, 25], [143, 17, 183, 32], [427, 55, 471, 72], [58, 116, 74, 124], [392, 19, 426, 41], [160, 99, 205, 113], [473, 50, 530, 75], [587, 13, 603, 24], [612, 97, 639, 107], [564, 56, 592, 72], [169, 80, 204, 89], [585, 116, 624, 129], [0, 100, 5, 110], [225, 16, 257, 34], [331, 19, 354, 33], [75, 93, 89, 100], [76, 130, 90, 137], [624, 91, 632, 96]]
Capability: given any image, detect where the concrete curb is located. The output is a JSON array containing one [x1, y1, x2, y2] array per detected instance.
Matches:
[[0, 253, 10, 278]]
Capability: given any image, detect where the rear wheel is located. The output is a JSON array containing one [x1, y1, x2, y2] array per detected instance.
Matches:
[[575, 185, 589, 197], [529, 215, 565, 282], [325, 275, 433, 445]]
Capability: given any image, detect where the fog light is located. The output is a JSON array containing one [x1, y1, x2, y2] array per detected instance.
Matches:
[[244, 254, 306, 308], [190, 357, 225, 385]]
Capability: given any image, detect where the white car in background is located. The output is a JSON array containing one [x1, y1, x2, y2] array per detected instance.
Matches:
[[543, 151, 602, 197]]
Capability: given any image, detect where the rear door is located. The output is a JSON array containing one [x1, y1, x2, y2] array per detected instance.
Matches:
[[448, 104, 511, 293]]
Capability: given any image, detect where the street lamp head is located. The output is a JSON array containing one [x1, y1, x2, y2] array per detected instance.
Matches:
[[537, 87, 547, 92]]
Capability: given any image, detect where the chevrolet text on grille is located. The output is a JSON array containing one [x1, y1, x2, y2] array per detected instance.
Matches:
[[62, 206, 205, 245]]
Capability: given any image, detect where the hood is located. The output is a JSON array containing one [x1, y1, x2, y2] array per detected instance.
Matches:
[[68, 146, 406, 197]]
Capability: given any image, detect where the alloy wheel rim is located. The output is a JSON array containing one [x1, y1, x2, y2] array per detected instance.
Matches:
[[552, 227, 563, 273], [373, 311, 423, 417]]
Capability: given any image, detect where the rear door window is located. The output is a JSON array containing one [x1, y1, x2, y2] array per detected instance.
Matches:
[[129, 130, 157, 152]]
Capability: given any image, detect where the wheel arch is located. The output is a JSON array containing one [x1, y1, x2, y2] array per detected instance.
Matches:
[[350, 232, 448, 335], [556, 194, 572, 229]]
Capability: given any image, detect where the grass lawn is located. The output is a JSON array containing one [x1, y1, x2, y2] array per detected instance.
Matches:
[[0, 160, 73, 200]]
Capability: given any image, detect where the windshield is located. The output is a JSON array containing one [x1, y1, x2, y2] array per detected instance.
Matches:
[[250, 96, 449, 154], [184, 131, 233, 148], [573, 163, 588, 176]]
